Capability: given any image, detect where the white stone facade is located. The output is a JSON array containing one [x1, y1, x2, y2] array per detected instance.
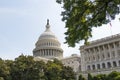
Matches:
[[61, 54, 81, 73], [80, 34, 120, 75]]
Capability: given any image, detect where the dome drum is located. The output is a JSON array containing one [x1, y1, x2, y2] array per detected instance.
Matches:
[[35, 39, 61, 48], [33, 49, 63, 59]]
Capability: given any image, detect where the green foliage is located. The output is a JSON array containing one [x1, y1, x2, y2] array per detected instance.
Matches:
[[53, 58, 63, 66], [79, 74, 86, 80], [56, 0, 120, 47], [92, 74, 107, 80], [0, 77, 4, 80], [114, 75, 120, 80], [3, 55, 120, 80], [89, 71, 120, 80], [88, 73, 93, 80], [10, 55, 46, 80], [0, 55, 75, 80], [0, 59, 11, 80], [45, 61, 62, 80], [45, 59, 75, 80], [61, 66, 76, 80], [106, 71, 120, 80]]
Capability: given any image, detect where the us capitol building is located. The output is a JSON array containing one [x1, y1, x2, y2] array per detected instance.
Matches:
[[33, 20, 120, 77], [33, 20, 81, 73], [80, 33, 120, 77]]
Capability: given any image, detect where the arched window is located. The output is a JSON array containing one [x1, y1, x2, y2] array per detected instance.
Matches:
[[107, 62, 111, 68], [97, 64, 100, 69], [102, 63, 106, 68], [118, 60, 120, 66], [92, 65, 95, 70], [113, 61, 117, 67], [87, 65, 91, 70]]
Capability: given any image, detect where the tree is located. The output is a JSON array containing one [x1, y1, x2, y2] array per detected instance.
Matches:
[[61, 66, 76, 80], [45, 59, 75, 80], [10, 55, 46, 80], [92, 74, 107, 80], [45, 60, 62, 80], [88, 73, 93, 80], [106, 71, 120, 80], [0, 59, 11, 80], [114, 75, 120, 80], [56, 0, 120, 47], [78, 74, 86, 80], [0, 77, 4, 80], [53, 58, 63, 67]]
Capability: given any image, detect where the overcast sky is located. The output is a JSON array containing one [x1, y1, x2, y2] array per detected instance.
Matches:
[[0, 0, 120, 60]]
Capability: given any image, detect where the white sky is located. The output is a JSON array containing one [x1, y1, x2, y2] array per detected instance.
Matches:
[[0, 0, 120, 60]]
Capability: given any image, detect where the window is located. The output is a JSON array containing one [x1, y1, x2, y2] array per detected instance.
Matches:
[[113, 61, 117, 67], [115, 42, 119, 47], [102, 63, 106, 68], [87, 65, 91, 70], [92, 65, 95, 70], [100, 46, 103, 50], [118, 60, 120, 66], [107, 62, 111, 68], [95, 47, 98, 52], [97, 64, 100, 69], [110, 43, 114, 48], [105, 45, 108, 49]]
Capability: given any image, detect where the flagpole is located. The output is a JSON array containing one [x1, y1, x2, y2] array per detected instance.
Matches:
[[109, 22, 113, 36], [107, 12, 113, 36]]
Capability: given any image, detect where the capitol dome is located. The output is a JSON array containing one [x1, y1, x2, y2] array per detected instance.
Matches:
[[39, 24, 57, 40], [33, 20, 63, 59]]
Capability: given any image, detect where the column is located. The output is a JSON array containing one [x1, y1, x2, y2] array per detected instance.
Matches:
[[102, 45, 106, 59], [49, 49, 51, 56], [108, 44, 112, 59], [39, 50, 41, 56], [113, 42, 118, 58], [48, 49, 49, 56], [42, 50, 43, 56], [56, 50, 58, 57], [98, 46, 101, 61], [44, 49, 46, 56], [52, 50, 54, 56], [54, 50, 56, 56]]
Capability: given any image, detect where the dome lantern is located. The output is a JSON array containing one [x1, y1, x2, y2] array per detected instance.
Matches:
[[45, 19, 50, 32]]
